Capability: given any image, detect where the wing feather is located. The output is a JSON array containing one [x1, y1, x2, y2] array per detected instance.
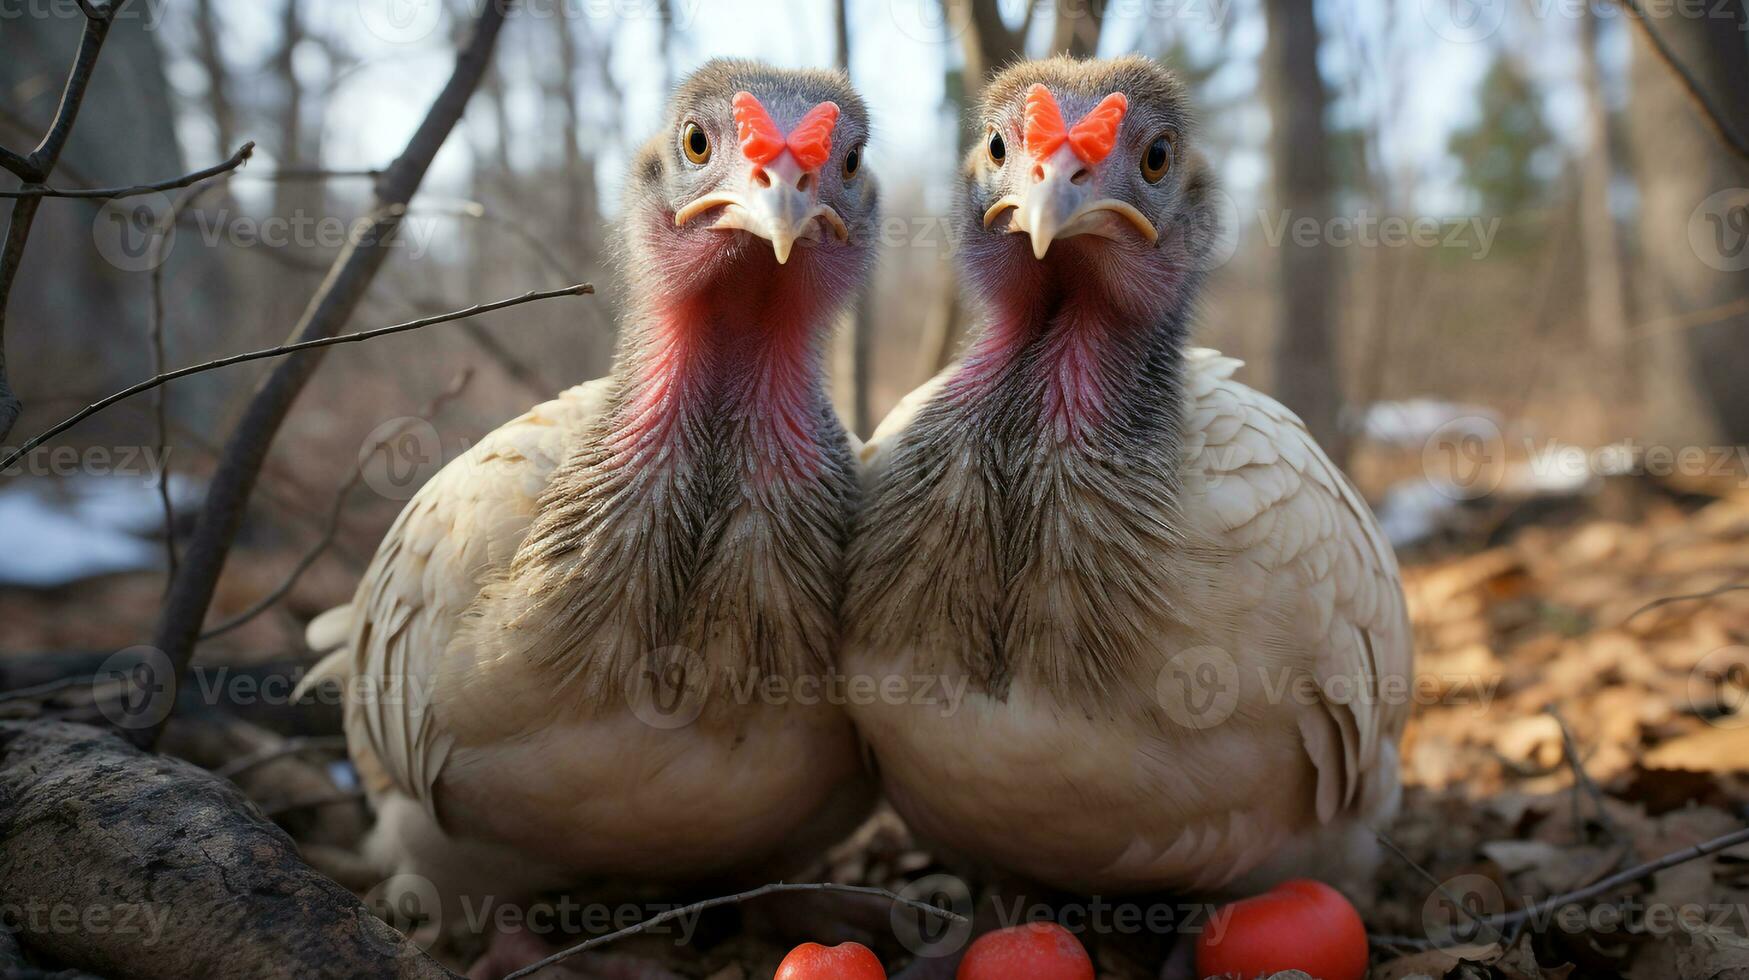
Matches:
[[1182, 349, 1411, 825], [308, 379, 613, 812]]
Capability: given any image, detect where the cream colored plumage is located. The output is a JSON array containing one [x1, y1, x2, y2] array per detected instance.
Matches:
[[847, 350, 1409, 894], [840, 56, 1412, 899], [299, 64, 885, 962], [304, 380, 608, 812]]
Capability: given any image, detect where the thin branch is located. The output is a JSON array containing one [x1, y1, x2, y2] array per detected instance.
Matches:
[[1374, 831, 1494, 941], [504, 882, 970, 980], [148, 182, 232, 585], [258, 790, 366, 819], [1497, 825, 1749, 929], [0, 147, 30, 183], [198, 370, 475, 642], [1615, 0, 1749, 163], [0, 284, 588, 476], [141, 0, 518, 752], [1373, 825, 1749, 949], [1624, 581, 1749, 624], [0, 6, 114, 445], [22, 10, 113, 179], [0, 142, 255, 200], [213, 736, 349, 781], [0, 675, 83, 705], [1548, 707, 1625, 850], [242, 166, 385, 183]]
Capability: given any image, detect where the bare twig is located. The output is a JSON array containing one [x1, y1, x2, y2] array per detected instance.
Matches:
[[1548, 707, 1626, 850], [1624, 581, 1749, 624], [0, 284, 587, 477], [1373, 825, 1749, 949], [147, 182, 232, 584], [1614, 0, 1749, 164], [0, 8, 115, 444], [0, 675, 84, 705], [141, 0, 519, 752], [0, 142, 255, 201], [1374, 831, 1495, 941], [199, 370, 475, 642], [212, 735, 349, 781], [504, 882, 970, 980], [1497, 825, 1749, 929], [258, 790, 366, 819], [244, 166, 385, 183]]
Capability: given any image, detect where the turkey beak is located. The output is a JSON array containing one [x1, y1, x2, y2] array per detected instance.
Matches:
[[722, 152, 848, 264], [673, 151, 851, 264], [1007, 144, 1157, 259]]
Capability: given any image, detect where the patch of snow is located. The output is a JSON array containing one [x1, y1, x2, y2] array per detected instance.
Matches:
[[1359, 400, 1502, 448], [0, 474, 204, 589]]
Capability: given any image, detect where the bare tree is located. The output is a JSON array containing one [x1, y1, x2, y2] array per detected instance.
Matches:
[[1577, 4, 1629, 351], [143, 0, 520, 749], [1263, 0, 1344, 456], [1050, 0, 1108, 57], [192, 0, 235, 156], [833, 0, 875, 435], [1626, 0, 1749, 443], [0, 4, 115, 445]]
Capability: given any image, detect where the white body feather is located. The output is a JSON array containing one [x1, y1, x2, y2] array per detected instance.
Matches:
[[845, 349, 1411, 894]]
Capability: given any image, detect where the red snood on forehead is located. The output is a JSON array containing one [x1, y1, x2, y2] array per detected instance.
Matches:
[[1023, 84, 1127, 165], [732, 92, 840, 170]]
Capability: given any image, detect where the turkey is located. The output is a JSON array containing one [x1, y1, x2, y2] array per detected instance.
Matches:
[[844, 55, 1412, 900], [299, 59, 880, 973]]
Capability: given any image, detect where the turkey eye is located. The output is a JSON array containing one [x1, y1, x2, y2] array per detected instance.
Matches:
[[681, 122, 710, 165], [1141, 133, 1174, 183], [842, 144, 862, 180], [987, 129, 1006, 164]]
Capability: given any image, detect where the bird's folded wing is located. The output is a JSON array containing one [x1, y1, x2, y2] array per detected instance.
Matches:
[[310, 378, 613, 809], [1181, 348, 1412, 824]]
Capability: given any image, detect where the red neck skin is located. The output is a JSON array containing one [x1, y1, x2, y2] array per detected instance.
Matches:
[[949, 234, 1191, 446], [607, 211, 850, 483]]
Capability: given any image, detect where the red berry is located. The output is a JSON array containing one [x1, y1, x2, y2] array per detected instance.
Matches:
[[776, 941, 886, 980], [957, 922, 1094, 980], [1195, 879, 1368, 980]]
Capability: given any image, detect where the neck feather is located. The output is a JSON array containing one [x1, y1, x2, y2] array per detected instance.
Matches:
[[949, 258, 1190, 449], [609, 258, 840, 480]]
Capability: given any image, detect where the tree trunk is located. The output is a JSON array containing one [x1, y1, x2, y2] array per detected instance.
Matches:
[[0, 721, 456, 979], [1627, 0, 1749, 444], [1578, 5, 1629, 354], [1263, 0, 1344, 457]]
